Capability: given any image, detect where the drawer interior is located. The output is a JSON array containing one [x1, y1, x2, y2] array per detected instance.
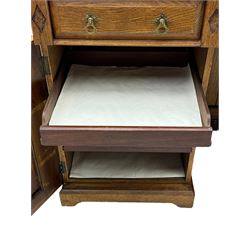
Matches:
[[69, 152, 185, 179], [49, 64, 202, 127]]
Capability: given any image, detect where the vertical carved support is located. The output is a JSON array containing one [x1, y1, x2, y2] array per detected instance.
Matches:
[[32, 0, 53, 46], [32, 1, 55, 92], [201, 1, 219, 48], [32, 3, 65, 193]]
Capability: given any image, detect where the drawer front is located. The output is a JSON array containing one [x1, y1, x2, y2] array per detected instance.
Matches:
[[50, 1, 204, 40], [41, 127, 212, 148]]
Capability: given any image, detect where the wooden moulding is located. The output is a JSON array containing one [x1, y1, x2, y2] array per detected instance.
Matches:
[[59, 181, 195, 208], [63, 146, 192, 153], [65, 178, 186, 185], [53, 39, 201, 47]]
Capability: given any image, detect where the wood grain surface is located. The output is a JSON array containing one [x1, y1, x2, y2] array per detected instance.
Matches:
[[201, 1, 219, 47], [32, 0, 53, 45], [60, 181, 195, 207], [31, 42, 61, 214], [53, 39, 201, 47], [49, 1, 204, 40], [40, 126, 212, 148]]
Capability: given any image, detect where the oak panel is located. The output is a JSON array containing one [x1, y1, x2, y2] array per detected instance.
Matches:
[[50, 1, 204, 40], [201, 1, 219, 47], [32, 0, 53, 45], [60, 181, 195, 207]]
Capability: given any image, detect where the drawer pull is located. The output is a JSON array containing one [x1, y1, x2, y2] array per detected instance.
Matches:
[[156, 14, 168, 34], [85, 15, 97, 34]]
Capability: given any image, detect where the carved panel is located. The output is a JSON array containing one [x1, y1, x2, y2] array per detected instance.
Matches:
[[201, 1, 219, 48], [32, 5, 46, 32], [209, 8, 219, 34]]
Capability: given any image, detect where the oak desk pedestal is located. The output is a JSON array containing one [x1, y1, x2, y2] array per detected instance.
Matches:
[[31, 0, 218, 213]]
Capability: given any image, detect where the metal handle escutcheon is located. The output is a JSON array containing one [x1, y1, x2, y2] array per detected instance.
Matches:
[[85, 15, 97, 34], [156, 15, 168, 34]]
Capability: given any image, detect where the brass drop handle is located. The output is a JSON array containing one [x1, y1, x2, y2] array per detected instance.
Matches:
[[85, 15, 97, 34], [156, 15, 168, 34]]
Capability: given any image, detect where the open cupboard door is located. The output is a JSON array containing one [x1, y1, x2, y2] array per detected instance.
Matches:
[[31, 41, 62, 214]]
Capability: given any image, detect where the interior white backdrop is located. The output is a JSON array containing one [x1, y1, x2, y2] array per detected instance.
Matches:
[[0, 0, 250, 250]]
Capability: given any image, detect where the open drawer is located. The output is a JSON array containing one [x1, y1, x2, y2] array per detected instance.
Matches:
[[40, 50, 212, 150]]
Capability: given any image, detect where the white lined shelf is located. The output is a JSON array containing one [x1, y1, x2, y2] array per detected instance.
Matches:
[[50, 64, 202, 127], [70, 152, 185, 179]]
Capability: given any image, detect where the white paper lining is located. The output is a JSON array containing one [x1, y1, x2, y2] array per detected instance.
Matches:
[[49, 64, 202, 127], [70, 152, 185, 178]]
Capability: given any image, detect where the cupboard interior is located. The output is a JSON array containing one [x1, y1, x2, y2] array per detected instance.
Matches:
[[62, 151, 193, 182]]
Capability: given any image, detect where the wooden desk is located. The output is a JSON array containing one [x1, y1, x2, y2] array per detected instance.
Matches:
[[31, 0, 218, 212]]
